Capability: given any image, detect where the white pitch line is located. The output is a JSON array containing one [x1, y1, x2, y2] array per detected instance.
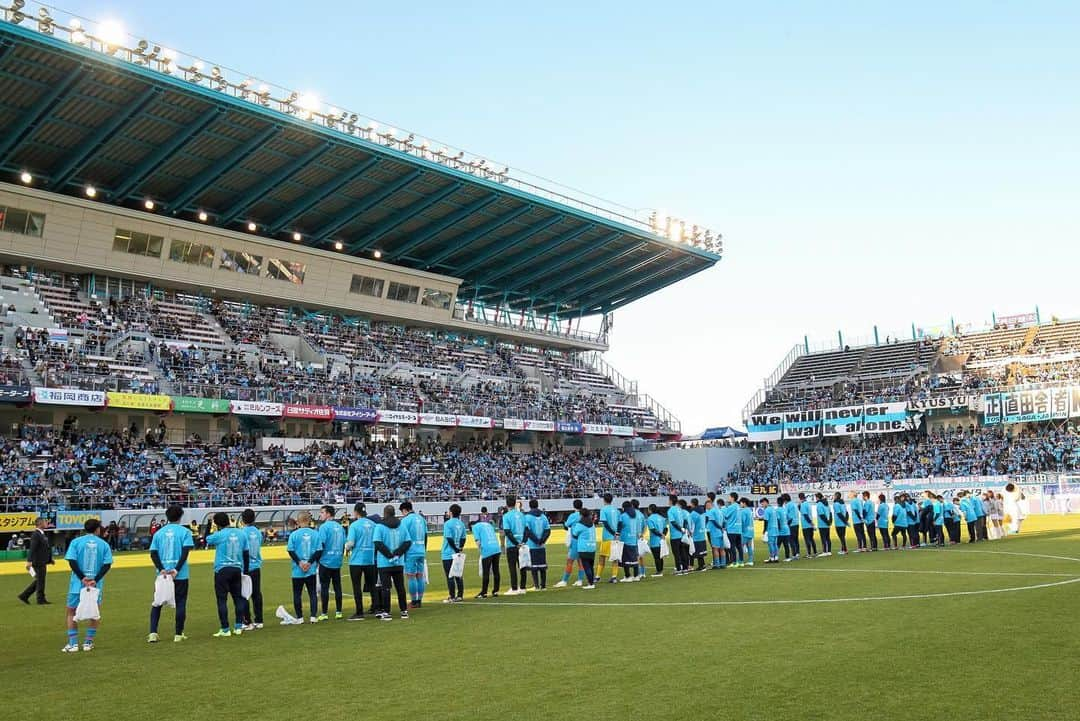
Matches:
[[753, 568, 1076, 577]]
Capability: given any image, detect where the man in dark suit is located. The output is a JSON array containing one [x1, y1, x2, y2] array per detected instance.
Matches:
[[18, 517, 53, 605]]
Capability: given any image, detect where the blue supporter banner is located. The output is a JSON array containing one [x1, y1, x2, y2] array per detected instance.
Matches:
[[557, 421, 583, 434], [749, 402, 915, 442]]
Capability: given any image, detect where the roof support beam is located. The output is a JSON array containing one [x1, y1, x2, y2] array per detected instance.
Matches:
[[558, 251, 671, 303], [526, 241, 649, 298], [110, 109, 222, 201], [477, 223, 594, 286], [217, 142, 330, 225], [571, 258, 697, 313], [168, 124, 279, 213], [0, 65, 85, 165], [49, 85, 160, 190], [312, 169, 423, 243], [266, 156, 380, 235], [424, 205, 532, 269], [493, 231, 622, 292], [450, 215, 563, 276], [346, 182, 461, 252], [603, 263, 708, 313], [386, 193, 499, 261]]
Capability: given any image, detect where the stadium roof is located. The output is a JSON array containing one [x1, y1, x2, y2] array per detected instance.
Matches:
[[0, 8, 721, 317]]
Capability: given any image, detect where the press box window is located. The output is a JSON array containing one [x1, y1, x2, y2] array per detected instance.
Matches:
[[386, 282, 419, 304], [350, 274, 385, 298], [266, 259, 305, 285], [168, 240, 215, 267], [421, 288, 452, 310], [219, 249, 262, 275], [0, 206, 46, 237], [112, 229, 163, 258]]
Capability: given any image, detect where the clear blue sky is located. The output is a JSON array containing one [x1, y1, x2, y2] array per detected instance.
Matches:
[[78, 1, 1080, 432]]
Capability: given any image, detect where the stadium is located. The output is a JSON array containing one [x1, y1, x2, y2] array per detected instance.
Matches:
[[1, 3, 1078, 721]]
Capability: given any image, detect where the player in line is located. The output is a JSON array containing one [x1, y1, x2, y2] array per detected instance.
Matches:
[[63, 519, 113, 653]]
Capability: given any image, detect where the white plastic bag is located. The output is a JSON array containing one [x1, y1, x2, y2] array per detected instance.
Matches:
[[449, 553, 466, 578], [609, 539, 624, 563], [659, 539, 671, 559], [241, 574, 253, 600], [153, 574, 176, 608], [683, 536, 696, 555], [73, 586, 101, 622], [723, 531, 731, 550], [422, 560, 429, 584], [762, 531, 769, 544], [518, 545, 532, 569], [637, 538, 649, 556]]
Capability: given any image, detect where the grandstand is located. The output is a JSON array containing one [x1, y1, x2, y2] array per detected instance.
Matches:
[[0, 4, 725, 514]]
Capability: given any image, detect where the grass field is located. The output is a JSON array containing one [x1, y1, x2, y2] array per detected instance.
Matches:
[[2, 516, 1079, 721]]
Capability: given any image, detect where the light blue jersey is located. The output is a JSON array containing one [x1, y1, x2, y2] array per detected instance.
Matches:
[[619, 510, 645, 545], [401, 512, 429, 559], [65, 534, 113, 598], [892, 503, 908, 528], [287, 527, 321, 578], [764, 507, 780, 536], [647, 513, 667, 548], [373, 523, 408, 569], [833, 501, 849, 528], [442, 517, 467, 560], [723, 503, 741, 533], [206, 527, 247, 572], [347, 517, 376, 566], [850, 498, 863, 525], [317, 520, 346, 569], [524, 511, 551, 550], [571, 522, 597, 553], [815, 501, 832, 529], [667, 505, 685, 540], [599, 505, 620, 541], [690, 508, 707, 543], [241, 525, 263, 571], [786, 502, 800, 530], [472, 521, 501, 558], [705, 506, 725, 544], [502, 508, 526, 547], [149, 523, 195, 580], [876, 502, 890, 527], [740, 506, 754, 537], [774, 507, 790, 536]]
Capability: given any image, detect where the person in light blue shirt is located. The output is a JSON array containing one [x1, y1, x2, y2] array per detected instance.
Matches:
[[286, 512, 322, 623], [239, 509, 264, 630], [761, 498, 780, 562], [345, 502, 377, 619], [814, 493, 832, 556], [441, 504, 467, 602], [972, 492, 988, 541], [785, 494, 801, 558], [205, 512, 250, 637], [148, 504, 194, 642], [832, 492, 849, 554], [904, 498, 920, 549], [570, 510, 598, 588], [689, 499, 708, 571], [850, 494, 867, 552], [399, 500, 429, 607], [317, 505, 346, 620], [945, 496, 962, 544], [646, 504, 669, 576], [724, 492, 744, 567], [501, 495, 528, 594], [931, 495, 945, 546], [960, 494, 979, 542], [617, 501, 645, 580], [705, 498, 726, 569], [597, 493, 621, 583], [63, 519, 113, 653], [523, 499, 552, 589], [471, 507, 501, 598], [373, 506, 411, 620], [798, 493, 818, 557], [876, 494, 892, 550], [890, 495, 909, 549], [862, 490, 879, 551], [739, 498, 756, 566], [557, 499, 585, 587], [666, 494, 689, 574], [774, 496, 792, 561]]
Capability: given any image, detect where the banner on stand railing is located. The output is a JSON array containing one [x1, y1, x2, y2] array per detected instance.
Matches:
[[332, 406, 378, 423], [908, 395, 972, 411], [32, 388, 106, 407], [377, 410, 418, 425], [456, 415, 495, 429], [229, 400, 283, 417], [982, 386, 1080, 425], [749, 402, 916, 442], [558, 421, 585, 434], [284, 404, 334, 420]]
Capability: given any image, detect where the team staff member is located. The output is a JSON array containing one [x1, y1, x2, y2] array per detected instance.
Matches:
[[62, 519, 112, 653], [442, 504, 467, 603], [596, 493, 621, 583], [689, 499, 708, 571], [399, 501, 428, 608], [240, 509, 264, 630], [705, 499, 726, 570], [556, 499, 585, 588], [317, 505, 346, 620], [724, 493, 743, 567], [618, 500, 644, 581], [850, 493, 867, 552], [472, 508, 502, 598], [785, 493, 801, 558], [798, 493, 818, 558], [862, 490, 879, 551], [345, 503, 377, 620], [814, 493, 832, 556], [875, 494, 892, 549], [775, 496, 792, 560], [204, 512, 250, 638], [570, 509, 598, 588], [18, 516, 53, 606], [286, 513, 321, 624], [646, 504, 668, 576], [761, 498, 780, 563], [739, 498, 755, 566], [832, 493, 849, 555], [523, 499, 551, 590], [373, 506, 411, 620], [148, 505, 194, 643], [501, 495, 527, 595], [890, 495, 908, 549]]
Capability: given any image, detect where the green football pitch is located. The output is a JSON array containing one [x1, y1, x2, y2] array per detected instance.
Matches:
[[2, 516, 1079, 721]]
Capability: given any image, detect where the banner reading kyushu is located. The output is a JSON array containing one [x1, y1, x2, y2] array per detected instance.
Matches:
[[332, 406, 378, 423], [229, 400, 284, 417], [284, 404, 333, 420], [908, 395, 972, 411], [32, 387, 106, 407]]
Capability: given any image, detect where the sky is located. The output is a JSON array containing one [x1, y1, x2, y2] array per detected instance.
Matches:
[[59, 0, 1080, 433]]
